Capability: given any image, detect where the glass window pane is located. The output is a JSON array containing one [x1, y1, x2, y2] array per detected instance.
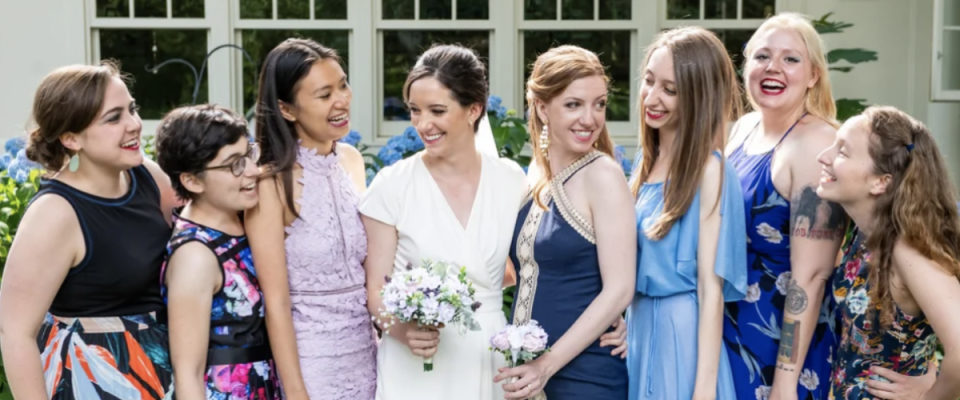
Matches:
[[945, 0, 960, 26], [278, 0, 310, 19], [315, 0, 347, 19], [382, 31, 490, 120], [99, 29, 209, 120], [421, 0, 452, 19], [525, 0, 557, 20], [944, 30, 960, 90], [240, 0, 272, 19], [135, 0, 167, 17], [705, 0, 736, 19], [172, 0, 205, 18], [523, 31, 631, 121], [97, 0, 130, 17], [711, 29, 754, 72], [562, 0, 593, 20], [599, 0, 630, 20], [457, 0, 488, 19], [383, 0, 415, 19], [240, 30, 350, 113], [742, 0, 774, 19], [667, 0, 699, 19]]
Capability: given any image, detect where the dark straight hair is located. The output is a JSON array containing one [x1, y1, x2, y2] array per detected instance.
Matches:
[[255, 38, 341, 217]]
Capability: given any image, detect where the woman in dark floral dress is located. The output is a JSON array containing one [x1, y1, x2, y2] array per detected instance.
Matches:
[[157, 105, 281, 399], [817, 106, 960, 399]]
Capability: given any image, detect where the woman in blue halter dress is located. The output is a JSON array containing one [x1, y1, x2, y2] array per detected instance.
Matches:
[[721, 113, 839, 400]]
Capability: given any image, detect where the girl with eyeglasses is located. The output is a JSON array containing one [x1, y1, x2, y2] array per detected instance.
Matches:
[[155, 104, 282, 400]]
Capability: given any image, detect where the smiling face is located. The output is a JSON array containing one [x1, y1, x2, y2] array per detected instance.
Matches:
[[816, 115, 887, 205], [189, 136, 260, 212], [745, 27, 819, 112], [640, 46, 679, 134], [536, 75, 608, 156], [63, 76, 144, 171], [407, 76, 481, 157], [280, 58, 352, 147]]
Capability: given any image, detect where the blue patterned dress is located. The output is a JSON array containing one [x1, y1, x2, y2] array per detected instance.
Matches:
[[162, 215, 282, 400], [722, 120, 837, 400]]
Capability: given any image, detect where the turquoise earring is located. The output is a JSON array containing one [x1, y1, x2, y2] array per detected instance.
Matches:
[[68, 152, 80, 172]]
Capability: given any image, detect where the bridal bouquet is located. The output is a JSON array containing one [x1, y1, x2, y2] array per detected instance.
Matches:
[[377, 259, 483, 371], [489, 320, 551, 367]]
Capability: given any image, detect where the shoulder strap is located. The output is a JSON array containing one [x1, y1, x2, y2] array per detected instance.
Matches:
[[773, 112, 808, 150], [30, 187, 93, 274], [556, 151, 605, 185]]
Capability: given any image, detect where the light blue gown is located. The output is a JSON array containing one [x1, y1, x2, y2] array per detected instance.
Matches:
[[625, 152, 748, 399]]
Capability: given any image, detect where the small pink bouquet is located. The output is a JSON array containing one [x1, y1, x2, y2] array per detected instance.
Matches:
[[489, 320, 551, 367], [376, 259, 482, 371]]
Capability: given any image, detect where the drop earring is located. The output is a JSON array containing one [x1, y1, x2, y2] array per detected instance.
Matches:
[[68, 151, 80, 172], [539, 124, 550, 160]]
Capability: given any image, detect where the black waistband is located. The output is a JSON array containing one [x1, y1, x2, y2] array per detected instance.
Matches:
[[207, 344, 273, 365]]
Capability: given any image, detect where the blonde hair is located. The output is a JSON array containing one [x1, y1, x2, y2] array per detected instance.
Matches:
[[630, 27, 742, 239], [744, 12, 838, 127], [526, 45, 616, 209]]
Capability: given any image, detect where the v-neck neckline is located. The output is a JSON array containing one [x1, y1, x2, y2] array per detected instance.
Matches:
[[418, 153, 485, 233]]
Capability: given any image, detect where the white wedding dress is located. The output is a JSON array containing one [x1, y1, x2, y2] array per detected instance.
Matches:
[[359, 129, 528, 399]]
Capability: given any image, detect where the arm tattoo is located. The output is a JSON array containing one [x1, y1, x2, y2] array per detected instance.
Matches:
[[790, 185, 847, 240], [785, 278, 809, 315], [777, 318, 801, 364]]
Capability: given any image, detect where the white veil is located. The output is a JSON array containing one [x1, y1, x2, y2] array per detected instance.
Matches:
[[475, 114, 499, 157]]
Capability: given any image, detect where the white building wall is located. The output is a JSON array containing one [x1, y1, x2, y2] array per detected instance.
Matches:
[[0, 0, 87, 142]]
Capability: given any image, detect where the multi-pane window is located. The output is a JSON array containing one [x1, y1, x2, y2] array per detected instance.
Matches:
[[92, 0, 209, 120], [84, 0, 775, 147], [933, 0, 960, 100]]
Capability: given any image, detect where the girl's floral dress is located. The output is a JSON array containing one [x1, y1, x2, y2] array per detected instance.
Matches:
[[829, 230, 937, 399], [163, 215, 282, 400]]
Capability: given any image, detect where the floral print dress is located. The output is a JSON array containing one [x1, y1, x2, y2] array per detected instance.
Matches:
[[722, 121, 837, 400], [162, 215, 282, 400], [829, 231, 937, 399]]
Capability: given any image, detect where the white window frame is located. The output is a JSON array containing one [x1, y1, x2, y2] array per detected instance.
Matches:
[[932, 0, 960, 101], [374, 0, 502, 146], [86, 0, 233, 136], [81, 0, 788, 150], [228, 0, 365, 138]]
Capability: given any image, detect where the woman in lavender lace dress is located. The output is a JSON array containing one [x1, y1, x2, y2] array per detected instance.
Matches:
[[245, 39, 376, 400]]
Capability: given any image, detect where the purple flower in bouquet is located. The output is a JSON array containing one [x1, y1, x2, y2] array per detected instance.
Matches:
[[490, 320, 551, 367], [375, 259, 482, 371]]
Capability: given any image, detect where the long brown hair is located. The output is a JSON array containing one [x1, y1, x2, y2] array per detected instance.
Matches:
[[527, 45, 616, 209], [26, 61, 125, 172], [861, 105, 960, 327], [743, 12, 838, 127], [629, 27, 742, 239]]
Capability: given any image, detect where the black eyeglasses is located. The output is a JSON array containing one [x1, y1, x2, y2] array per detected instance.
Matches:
[[202, 143, 260, 177]]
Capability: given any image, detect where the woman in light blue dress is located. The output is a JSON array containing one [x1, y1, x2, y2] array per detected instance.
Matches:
[[625, 27, 747, 400]]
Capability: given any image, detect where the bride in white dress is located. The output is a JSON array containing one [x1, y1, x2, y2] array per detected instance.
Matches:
[[361, 44, 628, 400], [360, 44, 526, 400]]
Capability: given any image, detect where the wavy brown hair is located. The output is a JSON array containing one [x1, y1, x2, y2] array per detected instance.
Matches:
[[861, 105, 960, 327], [527, 45, 616, 209], [629, 27, 742, 239]]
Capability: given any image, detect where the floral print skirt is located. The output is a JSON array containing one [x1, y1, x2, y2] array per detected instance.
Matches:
[[205, 354, 281, 400], [38, 312, 174, 399]]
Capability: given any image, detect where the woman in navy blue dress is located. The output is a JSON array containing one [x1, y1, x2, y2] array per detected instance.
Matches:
[[494, 45, 637, 400], [721, 13, 846, 400]]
